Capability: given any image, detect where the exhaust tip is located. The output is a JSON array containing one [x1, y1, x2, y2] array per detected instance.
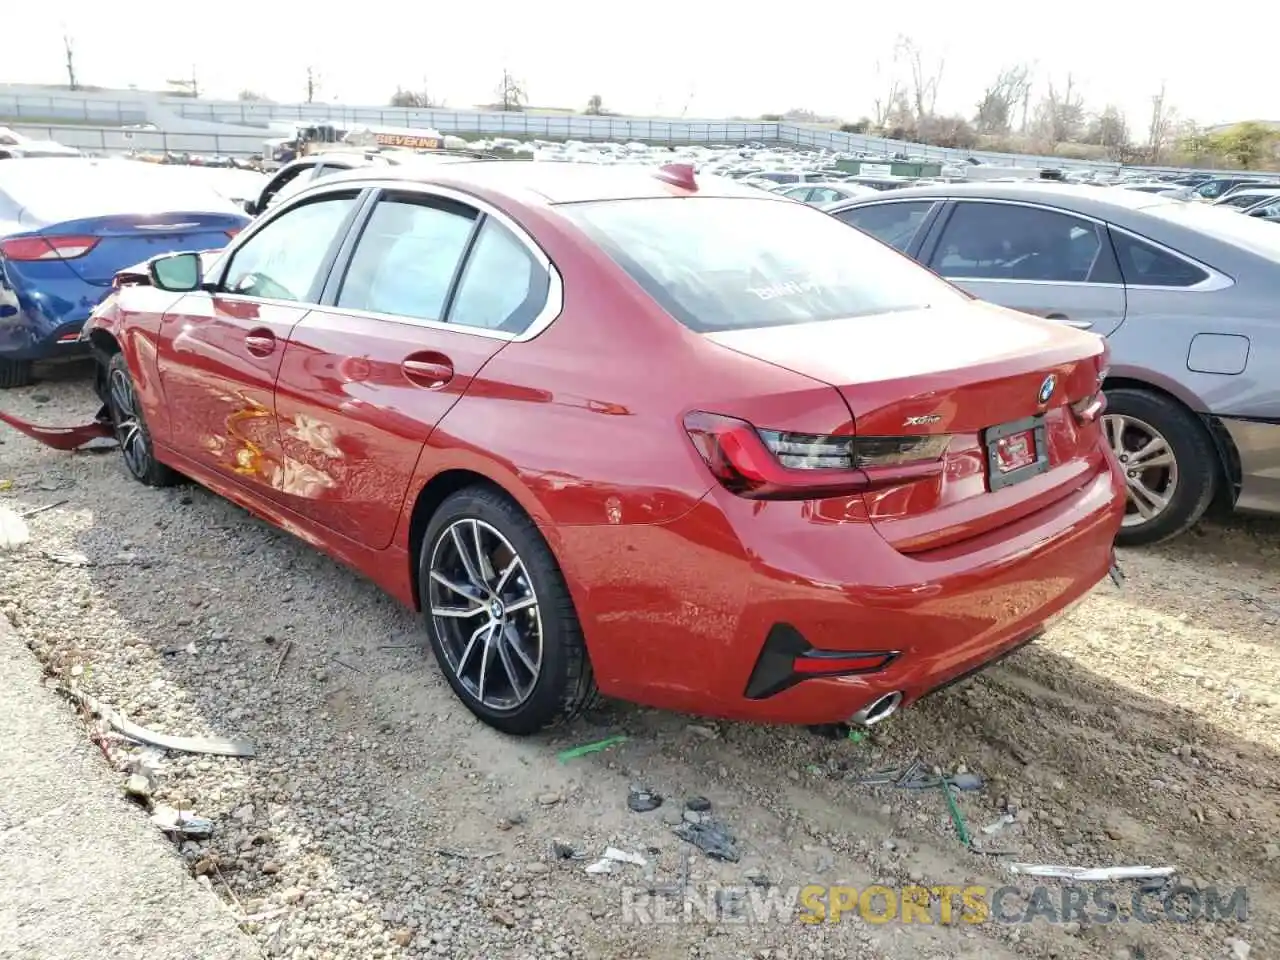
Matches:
[[850, 691, 903, 727]]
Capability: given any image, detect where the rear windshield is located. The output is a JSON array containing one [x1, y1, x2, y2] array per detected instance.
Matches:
[[1144, 199, 1280, 263], [559, 196, 963, 333], [0, 160, 236, 224]]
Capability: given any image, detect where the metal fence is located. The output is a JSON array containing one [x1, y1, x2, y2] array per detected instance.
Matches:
[[0, 89, 1247, 176]]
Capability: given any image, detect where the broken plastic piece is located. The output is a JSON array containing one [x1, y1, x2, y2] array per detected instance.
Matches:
[[982, 813, 1017, 835], [1007, 863, 1176, 882], [0, 409, 114, 450], [151, 805, 215, 839], [584, 846, 647, 874], [0, 506, 30, 551], [673, 819, 740, 862], [557, 734, 627, 762]]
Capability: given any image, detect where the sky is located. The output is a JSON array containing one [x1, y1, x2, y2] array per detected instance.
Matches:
[[6, 2, 1278, 130]]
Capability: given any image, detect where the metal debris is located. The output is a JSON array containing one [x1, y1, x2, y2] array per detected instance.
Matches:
[[20, 499, 69, 520], [1007, 863, 1176, 882], [585, 846, 647, 874], [272, 640, 293, 680], [67, 688, 256, 757]]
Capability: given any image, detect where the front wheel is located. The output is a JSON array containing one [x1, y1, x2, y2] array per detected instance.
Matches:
[[418, 486, 597, 735], [1103, 388, 1217, 547], [106, 353, 177, 487]]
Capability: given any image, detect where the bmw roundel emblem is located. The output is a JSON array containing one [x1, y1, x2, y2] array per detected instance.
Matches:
[[1038, 374, 1057, 405]]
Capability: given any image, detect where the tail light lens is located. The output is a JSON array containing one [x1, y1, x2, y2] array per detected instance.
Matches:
[[684, 411, 950, 500], [1, 236, 100, 261], [1071, 361, 1110, 424]]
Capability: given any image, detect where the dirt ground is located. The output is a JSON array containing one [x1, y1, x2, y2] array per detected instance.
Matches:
[[2, 362, 1276, 960]]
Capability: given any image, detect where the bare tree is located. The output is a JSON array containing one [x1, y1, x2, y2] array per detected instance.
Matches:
[[585, 94, 605, 115], [1035, 73, 1084, 149], [870, 56, 903, 130], [1085, 105, 1129, 154], [306, 66, 320, 104], [237, 89, 266, 102], [495, 69, 527, 112], [63, 33, 77, 91], [896, 35, 945, 128], [1146, 82, 1177, 165], [390, 84, 439, 109], [974, 64, 1032, 135]]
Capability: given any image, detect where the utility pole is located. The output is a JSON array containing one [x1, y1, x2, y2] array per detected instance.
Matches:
[[63, 34, 77, 90], [306, 66, 319, 104]]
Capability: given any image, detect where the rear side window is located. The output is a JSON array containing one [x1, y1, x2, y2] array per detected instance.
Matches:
[[1109, 232, 1208, 288], [559, 196, 963, 334], [447, 219, 549, 334], [834, 201, 934, 252], [223, 194, 358, 302], [337, 195, 476, 321]]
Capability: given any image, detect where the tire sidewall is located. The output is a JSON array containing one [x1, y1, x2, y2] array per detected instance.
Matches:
[[417, 489, 575, 734], [106, 353, 160, 484], [1106, 388, 1216, 546]]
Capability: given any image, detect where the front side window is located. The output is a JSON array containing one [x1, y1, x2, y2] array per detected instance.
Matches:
[[447, 218, 549, 334], [222, 193, 358, 301], [834, 201, 935, 252], [336, 195, 476, 321], [560, 196, 964, 334], [930, 202, 1104, 283]]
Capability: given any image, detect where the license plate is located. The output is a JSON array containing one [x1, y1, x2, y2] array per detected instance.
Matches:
[[984, 415, 1050, 491]]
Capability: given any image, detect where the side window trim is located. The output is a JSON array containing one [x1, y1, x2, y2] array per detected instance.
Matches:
[[211, 187, 371, 306], [316, 180, 564, 342]]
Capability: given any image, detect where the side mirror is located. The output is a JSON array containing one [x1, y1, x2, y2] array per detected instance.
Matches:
[[243, 198, 258, 216], [148, 252, 203, 292]]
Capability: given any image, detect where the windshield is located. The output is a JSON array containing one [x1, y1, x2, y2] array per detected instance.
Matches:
[[0, 160, 237, 224], [1145, 199, 1280, 263], [559, 196, 964, 333]]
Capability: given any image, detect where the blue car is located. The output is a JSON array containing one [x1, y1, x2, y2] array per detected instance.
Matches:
[[0, 158, 249, 388]]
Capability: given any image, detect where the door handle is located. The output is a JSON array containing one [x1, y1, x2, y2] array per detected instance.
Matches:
[[244, 329, 276, 356], [402, 354, 454, 388], [1063, 319, 1094, 330]]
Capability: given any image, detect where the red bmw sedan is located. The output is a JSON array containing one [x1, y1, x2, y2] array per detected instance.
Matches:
[[75, 160, 1125, 734]]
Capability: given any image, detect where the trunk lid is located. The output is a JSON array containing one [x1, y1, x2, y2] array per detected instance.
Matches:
[[35, 212, 242, 287], [705, 301, 1110, 553]]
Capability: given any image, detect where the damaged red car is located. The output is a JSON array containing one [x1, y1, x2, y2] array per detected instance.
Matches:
[[64, 161, 1125, 734]]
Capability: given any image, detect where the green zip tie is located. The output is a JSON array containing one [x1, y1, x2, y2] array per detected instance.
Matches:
[[847, 729, 867, 744], [557, 734, 628, 762], [943, 782, 972, 847]]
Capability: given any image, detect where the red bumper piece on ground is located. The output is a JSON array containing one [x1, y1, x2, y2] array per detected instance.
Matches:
[[0, 409, 114, 450]]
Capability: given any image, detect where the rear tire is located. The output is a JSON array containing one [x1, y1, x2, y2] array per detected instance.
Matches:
[[105, 353, 177, 487], [418, 485, 597, 735], [1104, 388, 1216, 547], [0, 358, 34, 389]]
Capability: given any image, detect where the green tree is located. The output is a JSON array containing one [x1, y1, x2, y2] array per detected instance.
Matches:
[[1209, 122, 1278, 169]]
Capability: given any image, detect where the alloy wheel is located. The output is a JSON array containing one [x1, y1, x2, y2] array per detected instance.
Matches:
[[427, 518, 544, 711], [1103, 413, 1179, 527], [109, 366, 150, 478]]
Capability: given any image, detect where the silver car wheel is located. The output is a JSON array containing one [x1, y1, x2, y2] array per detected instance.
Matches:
[[427, 518, 544, 711], [1103, 413, 1179, 527]]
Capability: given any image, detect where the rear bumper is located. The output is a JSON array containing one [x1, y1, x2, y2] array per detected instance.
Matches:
[[1219, 417, 1280, 516], [557, 460, 1125, 726], [0, 288, 98, 362]]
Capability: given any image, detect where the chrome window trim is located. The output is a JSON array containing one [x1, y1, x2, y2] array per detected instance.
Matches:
[[208, 177, 565, 342]]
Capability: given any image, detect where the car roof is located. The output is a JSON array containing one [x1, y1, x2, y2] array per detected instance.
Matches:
[[310, 160, 769, 205], [824, 181, 1181, 218]]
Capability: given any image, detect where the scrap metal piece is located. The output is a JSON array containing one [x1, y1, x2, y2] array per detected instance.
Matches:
[[1007, 863, 1175, 882]]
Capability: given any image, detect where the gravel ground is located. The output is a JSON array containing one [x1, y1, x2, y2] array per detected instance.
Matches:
[[2, 362, 1277, 960]]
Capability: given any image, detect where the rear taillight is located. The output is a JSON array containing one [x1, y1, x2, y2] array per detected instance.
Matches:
[[1071, 362, 1109, 424], [684, 411, 950, 500], [0, 235, 100, 261], [225, 228, 241, 239]]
